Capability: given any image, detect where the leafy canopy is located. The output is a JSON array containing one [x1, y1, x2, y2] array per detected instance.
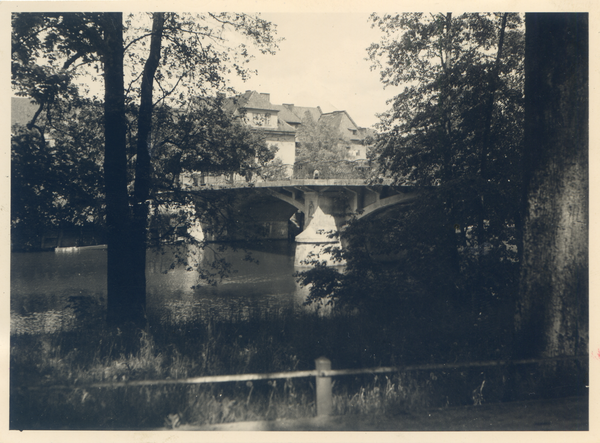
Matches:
[[294, 111, 371, 179], [11, 12, 280, 251], [299, 14, 525, 362]]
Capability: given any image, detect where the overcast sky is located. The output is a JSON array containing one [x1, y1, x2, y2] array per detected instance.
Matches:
[[228, 13, 401, 128], [10, 12, 401, 129]]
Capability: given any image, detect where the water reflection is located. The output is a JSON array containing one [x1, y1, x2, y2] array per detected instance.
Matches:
[[11, 241, 326, 333], [11, 309, 78, 335], [146, 242, 299, 325]]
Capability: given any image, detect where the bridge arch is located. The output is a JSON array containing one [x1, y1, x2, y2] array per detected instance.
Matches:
[[265, 188, 305, 212], [357, 193, 418, 219], [186, 179, 419, 242]]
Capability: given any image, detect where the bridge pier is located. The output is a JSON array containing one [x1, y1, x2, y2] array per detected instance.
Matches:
[[294, 205, 345, 267]]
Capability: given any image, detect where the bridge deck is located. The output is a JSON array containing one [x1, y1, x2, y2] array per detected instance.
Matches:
[[189, 178, 395, 190]]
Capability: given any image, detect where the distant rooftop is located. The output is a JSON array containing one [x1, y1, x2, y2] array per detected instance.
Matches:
[[11, 96, 39, 127]]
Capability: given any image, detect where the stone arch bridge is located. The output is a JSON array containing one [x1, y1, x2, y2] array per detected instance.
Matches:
[[187, 179, 418, 266]]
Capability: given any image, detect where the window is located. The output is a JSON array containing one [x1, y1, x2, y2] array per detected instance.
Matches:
[[253, 112, 270, 126]]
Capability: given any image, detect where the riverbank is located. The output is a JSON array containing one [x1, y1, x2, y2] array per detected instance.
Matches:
[[10, 311, 589, 430], [10, 244, 588, 431]]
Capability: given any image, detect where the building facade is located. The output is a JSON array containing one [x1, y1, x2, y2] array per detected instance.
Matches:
[[224, 91, 298, 175], [225, 90, 375, 178]]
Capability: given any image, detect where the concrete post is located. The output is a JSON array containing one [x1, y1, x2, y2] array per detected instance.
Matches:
[[315, 356, 332, 416]]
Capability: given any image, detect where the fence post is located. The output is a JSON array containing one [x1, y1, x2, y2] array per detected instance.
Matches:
[[315, 356, 332, 416]]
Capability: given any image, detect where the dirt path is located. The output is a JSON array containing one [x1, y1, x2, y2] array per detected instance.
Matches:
[[180, 396, 588, 431]]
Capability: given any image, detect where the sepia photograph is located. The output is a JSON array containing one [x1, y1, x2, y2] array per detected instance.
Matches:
[[4, 2, 593, 440]]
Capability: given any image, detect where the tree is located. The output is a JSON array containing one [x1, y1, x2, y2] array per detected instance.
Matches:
[[129, 13, 165, 325], [150, 94, 278, 188], [11, 98, 105, 250], [298, 13, 526, 362], [369, 13, 524, 318], [515, 13, 588, 359], [147, 95, 277, 246], [12, 12, 279, 327], [101, 13, 137, 325], [295, 111, 353, 179]]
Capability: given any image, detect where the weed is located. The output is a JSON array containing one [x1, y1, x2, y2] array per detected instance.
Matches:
[[10, 306, 588, 430]]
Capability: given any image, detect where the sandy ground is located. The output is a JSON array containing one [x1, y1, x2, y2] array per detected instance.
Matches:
[[175, 396, 588, 431]]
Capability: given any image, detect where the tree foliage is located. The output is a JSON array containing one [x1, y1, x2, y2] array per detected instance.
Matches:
[[299, 13, 525, 362], [294, 111, 356, 179], [151, 96, 275, 187], [11, 98, 105, 250], [369, 13, 524, 188], [12, 12, 279, 327]]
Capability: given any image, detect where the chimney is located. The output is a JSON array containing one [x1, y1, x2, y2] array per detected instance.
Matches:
[[260, 92, 270, 102], [283, 103, 295, 112]]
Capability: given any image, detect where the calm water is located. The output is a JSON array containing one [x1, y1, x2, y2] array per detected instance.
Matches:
[[11, 241, 314, 334]]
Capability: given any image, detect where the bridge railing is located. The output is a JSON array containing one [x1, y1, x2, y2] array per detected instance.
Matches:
[[180, 160, 379, 189], [182, 174, 395, 190]]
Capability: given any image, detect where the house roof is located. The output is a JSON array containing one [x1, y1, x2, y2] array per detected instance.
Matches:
[[319, 110, 365, 142], [271, 104, 302, 125], [11, 96, 39, 127], [275, 118, 296, 133], [229, 90, 277, 112], [292, 106, 322, 123]]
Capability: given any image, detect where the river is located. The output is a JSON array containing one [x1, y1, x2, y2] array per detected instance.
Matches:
[[10, 241, 316, 334]]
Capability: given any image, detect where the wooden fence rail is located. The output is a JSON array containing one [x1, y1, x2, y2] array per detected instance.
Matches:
[[24, 354, 587, 417]]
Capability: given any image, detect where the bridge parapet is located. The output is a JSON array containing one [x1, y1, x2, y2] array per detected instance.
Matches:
[[186, 178, 395, 190]]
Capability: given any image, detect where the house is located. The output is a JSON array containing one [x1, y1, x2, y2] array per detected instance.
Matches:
[[223, 91, 297, 175], [224, 90, 374, 177], [14, 92, 375, 184], [318, 110, 370, 161]]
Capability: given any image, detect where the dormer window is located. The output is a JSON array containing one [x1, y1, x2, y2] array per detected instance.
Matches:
[[253, 112, 270, 126]]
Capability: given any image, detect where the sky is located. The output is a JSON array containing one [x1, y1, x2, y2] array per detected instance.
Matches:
[[227, 13, 401, 128], [19, 12, 399, 129]]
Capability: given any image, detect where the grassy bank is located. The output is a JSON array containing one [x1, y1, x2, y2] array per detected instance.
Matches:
[[10, 305, 588, 430]]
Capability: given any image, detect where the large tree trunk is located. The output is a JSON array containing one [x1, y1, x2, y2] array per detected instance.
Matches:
[[103, 13, 145, 327], [515, 13, 588, 358], [130, 13, 165, 325]]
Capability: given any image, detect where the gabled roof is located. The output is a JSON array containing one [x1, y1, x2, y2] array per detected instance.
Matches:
[[273, 118, 296, 133], [227, 90, 277, 112], [292, 106, 322, 123], [318, 110, 365, 142], [271, 104, 302, 125]]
